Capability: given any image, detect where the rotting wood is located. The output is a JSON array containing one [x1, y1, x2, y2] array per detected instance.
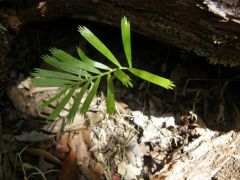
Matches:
[[153, 130, 240, 179]]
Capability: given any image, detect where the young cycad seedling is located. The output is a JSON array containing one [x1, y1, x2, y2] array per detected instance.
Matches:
[[31, 16, 175, 123]]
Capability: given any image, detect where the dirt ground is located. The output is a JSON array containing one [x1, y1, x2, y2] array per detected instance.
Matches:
[[1, 19, 240, 179]]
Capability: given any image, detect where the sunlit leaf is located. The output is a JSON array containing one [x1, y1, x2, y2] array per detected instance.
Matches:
[[114, 69, 133, 87], [67, 81, 91, 123], [128, 68, 175, 89], [31, 16, 174, 122], [50, 48, 101, 74], [80, 77, 101, 114], [77, 47, 110, 70], [42, 55, 90, 77], [106, 74, 116, 114], [78, 26, 121, 67], [32, 68, 81, 81], [32, 78, 75, 87], [121, 16, 132, 67], [38, 88, 68, 110], [48, 86, 77, 120]]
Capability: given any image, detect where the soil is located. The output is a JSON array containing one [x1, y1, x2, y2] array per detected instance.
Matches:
[[1, 18, 240, 179]]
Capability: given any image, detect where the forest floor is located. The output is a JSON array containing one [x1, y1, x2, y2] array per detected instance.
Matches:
[[1, 20, 240, 180]]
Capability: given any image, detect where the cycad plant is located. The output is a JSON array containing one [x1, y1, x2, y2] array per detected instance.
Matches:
[[31, 16, 175, 123]]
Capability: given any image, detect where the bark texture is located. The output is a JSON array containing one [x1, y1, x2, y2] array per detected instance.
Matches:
[[0, 0, 240, 81], [154, 130, 240, 179]]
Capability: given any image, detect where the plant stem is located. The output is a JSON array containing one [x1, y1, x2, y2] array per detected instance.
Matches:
[[75, 67, 128, 86]]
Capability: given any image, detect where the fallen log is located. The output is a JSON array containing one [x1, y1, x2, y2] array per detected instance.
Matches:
[[1, 0, 240, 72], [153, 130, 240, 179]]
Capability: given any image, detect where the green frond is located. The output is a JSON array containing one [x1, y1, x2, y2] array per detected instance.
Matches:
[[42, 55, 91, 77], [121, 16, 132, 67], [38, 88, 68, 110], [32, 78, 75, 87], [32, 68, 81, 81], [31, 16, 174, 122], [48, 86, 78, 120], [80, 77, 101, 114], [106, 74, 116, 114], [50, 48, 101, 74], [114, 69, 133, 87], [128, 68, 175, 89], [67, 81, 91, 123], [77, 47, 111, 70], [78, 26, 121, 68]]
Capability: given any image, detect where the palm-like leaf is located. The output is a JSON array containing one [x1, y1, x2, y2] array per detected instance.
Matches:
[[77, 47, 110, 70], [38, 88, 68, 110], [80, 77, 101, 114], [78, 26, 121, 67], [42, 55, 91, 77], [32, 69, 81, 81], [67, 81, 91, 123], [114, 69, 133, 87], [48, 86, 77, 120], [106, 74, 116, 114], [50, 48, 101, 74], [31, 16, 175, 123], [121, 16, 132, 67], [32, 78, 75, 87], [128, 68, 175, 89]]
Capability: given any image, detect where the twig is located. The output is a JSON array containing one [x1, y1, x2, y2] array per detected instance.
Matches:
[[26, 148, 62, 166], [28, 169, 59, 179]]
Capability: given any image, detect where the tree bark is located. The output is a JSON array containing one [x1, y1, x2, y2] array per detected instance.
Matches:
[[0, 0, 240, 83], [153, 130, 240, 179]]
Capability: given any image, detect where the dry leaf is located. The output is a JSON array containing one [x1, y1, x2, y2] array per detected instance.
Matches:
[[50, 133, 69, 160], [59, 135, 80, 180]]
